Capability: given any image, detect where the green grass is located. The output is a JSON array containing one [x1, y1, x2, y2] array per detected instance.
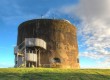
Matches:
[[0, 68, 110, 80]]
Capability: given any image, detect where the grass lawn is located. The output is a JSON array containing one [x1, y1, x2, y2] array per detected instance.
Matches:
[[0, 68, 110, 80]]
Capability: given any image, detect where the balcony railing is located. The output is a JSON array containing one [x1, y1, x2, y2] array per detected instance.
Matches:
[[25, 38, 46, 49]]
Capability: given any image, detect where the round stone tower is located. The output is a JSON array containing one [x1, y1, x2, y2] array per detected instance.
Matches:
[[14, 19, 80, 69]]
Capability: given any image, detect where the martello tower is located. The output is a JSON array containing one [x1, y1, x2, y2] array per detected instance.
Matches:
[[14, 19, 80, 69]]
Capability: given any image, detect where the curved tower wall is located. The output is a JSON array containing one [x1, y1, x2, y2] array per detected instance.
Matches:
[[15, 19, 80, 68]]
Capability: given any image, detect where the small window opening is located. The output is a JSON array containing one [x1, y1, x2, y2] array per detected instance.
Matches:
[[53, 58, 61, 63], [77, 58, 79, 63]]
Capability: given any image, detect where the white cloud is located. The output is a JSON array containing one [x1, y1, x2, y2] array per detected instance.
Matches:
[[79, 52, 104, 60], [60, 0, 110, 68]]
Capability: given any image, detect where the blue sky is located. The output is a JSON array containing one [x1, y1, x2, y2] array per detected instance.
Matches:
[[0, 0, 110, 68]]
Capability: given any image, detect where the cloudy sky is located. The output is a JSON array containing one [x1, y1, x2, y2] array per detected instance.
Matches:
[[0, 0, 110, 68]]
